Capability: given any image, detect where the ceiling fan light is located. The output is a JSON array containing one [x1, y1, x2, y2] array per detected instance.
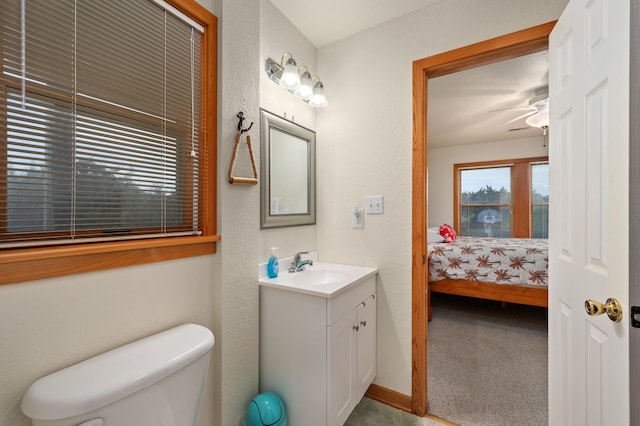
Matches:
[[525, 106, 549, 129]]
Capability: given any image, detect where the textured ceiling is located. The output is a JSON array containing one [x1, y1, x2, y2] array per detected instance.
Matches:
[[428, 50, 549, 147], [269, 0, 443, 48], [271, 1, 549, 147]]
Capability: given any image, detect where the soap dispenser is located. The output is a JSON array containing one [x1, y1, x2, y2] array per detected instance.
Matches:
[[267, 247, 279, 278]]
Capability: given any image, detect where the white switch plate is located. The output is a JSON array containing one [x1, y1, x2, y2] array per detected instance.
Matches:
[[352, 207, 364, 229], [366, 195, 384, 214], [270, 198, 279, 214]]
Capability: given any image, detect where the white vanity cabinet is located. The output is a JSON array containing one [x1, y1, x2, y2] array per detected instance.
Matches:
[[259, 271, 376, 426], [328, 293, 376, 426]]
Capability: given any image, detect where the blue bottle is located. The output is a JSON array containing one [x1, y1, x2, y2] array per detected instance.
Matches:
[[267, 247, 279, 278]]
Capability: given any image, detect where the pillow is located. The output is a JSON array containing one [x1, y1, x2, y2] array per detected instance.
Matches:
[[439, 224, 457, 243], [428, 228, 445, 243]]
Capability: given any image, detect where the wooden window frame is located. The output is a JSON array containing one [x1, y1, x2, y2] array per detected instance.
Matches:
[[0, 0, 219, 285], [453, 156, 548, 238]]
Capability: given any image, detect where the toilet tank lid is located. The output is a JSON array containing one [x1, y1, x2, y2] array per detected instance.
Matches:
[[21, 323, 214, 421]]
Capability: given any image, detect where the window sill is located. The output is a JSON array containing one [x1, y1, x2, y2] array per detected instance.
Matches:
[[0, 235, 221, 285]]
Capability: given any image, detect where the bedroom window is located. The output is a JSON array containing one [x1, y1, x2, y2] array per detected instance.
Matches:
[[458, 166, 512, 238], [0, 0, 218, 284], [454, 157, 548, 239], [531, 163, 549, 238]]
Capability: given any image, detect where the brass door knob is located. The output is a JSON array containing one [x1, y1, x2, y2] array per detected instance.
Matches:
[[584, 298, 623, 322]]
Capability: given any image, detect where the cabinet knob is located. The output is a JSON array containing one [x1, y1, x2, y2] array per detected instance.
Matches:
[[360, 320, 367, 327], [353, 325, 360, 332]]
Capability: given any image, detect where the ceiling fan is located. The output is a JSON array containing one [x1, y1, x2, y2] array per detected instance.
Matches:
[[493, 88, 549, 132]]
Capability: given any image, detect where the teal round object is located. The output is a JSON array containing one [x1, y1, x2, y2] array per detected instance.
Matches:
[[245, 392, 287, 426]]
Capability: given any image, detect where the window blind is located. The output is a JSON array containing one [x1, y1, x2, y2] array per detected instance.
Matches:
[[0, 0, 202, 248]]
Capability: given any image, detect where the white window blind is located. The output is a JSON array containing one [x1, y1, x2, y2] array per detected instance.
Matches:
[[0, 0, 202, 248]]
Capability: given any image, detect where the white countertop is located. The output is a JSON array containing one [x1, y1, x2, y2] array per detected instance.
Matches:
[[258, 256, 377, 298]]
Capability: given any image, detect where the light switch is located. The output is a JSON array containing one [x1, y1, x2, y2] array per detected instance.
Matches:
[[352, 207, 364, 229], [365, 196, 384, 214]]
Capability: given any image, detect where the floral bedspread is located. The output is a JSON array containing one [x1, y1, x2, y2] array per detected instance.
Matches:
[[428, 236, 548, 287]]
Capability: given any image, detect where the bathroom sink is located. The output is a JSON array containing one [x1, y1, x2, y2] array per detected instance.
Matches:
[[259, 262, 377, 298], [289, 266, 350, 286]]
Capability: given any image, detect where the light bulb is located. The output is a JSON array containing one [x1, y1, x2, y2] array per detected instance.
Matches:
[[525, 103, 549, 128], [309, 81, 327, 108], [279, 57, 300, 90], [296, 71, 313, 100]]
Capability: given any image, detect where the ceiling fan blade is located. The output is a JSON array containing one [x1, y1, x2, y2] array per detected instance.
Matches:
[[498, 110, 536, 127], [489, 105, 536, 113]]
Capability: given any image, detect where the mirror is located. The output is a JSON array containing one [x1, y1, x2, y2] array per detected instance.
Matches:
[[260, 109, 316, 228]]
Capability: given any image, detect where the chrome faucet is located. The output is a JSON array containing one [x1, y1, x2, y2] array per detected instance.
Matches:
[[289, 251, 313, 272]]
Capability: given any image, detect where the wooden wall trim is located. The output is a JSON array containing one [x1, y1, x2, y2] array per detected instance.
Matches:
[[411, 57, 429, 416], [365, 384, 412, 413], [411, 21, 555, 417], [413, 22, 555, 80]]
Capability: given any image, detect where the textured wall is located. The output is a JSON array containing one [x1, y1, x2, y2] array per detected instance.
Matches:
[[216, 0, 262, 424], [315, 0, 569, 395], [258, 0, 318, 261]]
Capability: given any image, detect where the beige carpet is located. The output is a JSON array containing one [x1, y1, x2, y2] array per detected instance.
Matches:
[[427, 293, 548, 425], [345, 397, 451, 426]]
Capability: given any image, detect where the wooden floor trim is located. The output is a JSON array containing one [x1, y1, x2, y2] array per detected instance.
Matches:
[[365, 384, 412, 413]]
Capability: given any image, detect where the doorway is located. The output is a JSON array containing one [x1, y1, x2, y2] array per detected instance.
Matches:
[[410, 21, 556, 416]]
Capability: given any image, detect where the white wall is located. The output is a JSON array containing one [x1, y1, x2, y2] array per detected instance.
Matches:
[[215, 1, 320, 424], [0, 1, 267, 425], [258, 0, 318, 261], [0, 257, 217, 426], [215, 0, 261, 424], [315, 0, 568, 395], [0, 2, 570, 425], [428, 136, 549, 227]]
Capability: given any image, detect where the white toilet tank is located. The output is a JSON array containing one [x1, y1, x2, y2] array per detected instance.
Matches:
[[21, 323, 214, 426]]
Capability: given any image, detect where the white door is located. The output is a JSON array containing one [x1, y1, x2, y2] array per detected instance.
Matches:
[[548, 0, 630, 425], [357, 295, 376, 400], [327, 309, 357, 426]]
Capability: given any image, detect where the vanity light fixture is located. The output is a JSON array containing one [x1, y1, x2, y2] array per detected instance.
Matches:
[[265, 53, 327, 107], [309, 81, 327, 108], [279, 54, 300, 90], [296, 68, 314, 100]]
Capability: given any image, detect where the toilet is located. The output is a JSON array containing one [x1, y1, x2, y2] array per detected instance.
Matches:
[[21, 323, 214, 426]]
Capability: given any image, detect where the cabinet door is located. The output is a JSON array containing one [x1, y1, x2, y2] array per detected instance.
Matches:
[[357, 294, 376, 400], [327, 309, 357, 426]]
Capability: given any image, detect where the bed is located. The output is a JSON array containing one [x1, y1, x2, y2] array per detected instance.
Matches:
[[427, 236, 548, 320]]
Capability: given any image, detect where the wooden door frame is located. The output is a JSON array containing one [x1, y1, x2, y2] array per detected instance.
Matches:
[[410, 21, 556, 416]]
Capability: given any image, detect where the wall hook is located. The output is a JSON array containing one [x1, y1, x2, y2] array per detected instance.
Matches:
[[237, 111, 254, 134], [229, 112, 258, 185]]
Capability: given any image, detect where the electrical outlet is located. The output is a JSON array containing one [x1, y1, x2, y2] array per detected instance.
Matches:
[[352, 207, 364, 229], [270, 198, 279, 214], [365, 195, 384, 214]]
